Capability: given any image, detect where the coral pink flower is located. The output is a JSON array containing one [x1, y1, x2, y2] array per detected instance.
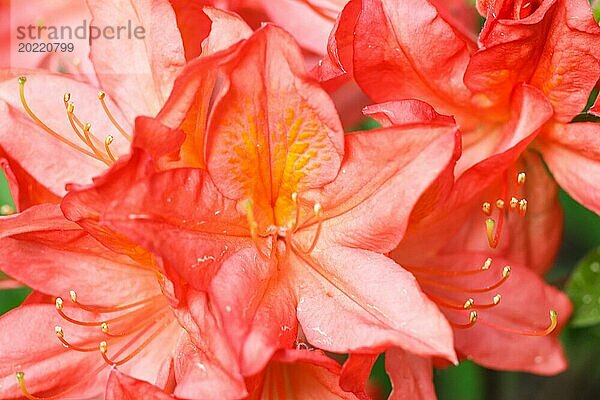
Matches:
[[63, 23, 461, 381], [0, 204, 247, 399], [322, 0, 600, 213]]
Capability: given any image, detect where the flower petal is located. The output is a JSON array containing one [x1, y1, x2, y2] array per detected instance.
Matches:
[[106, 369, 174, 400], [352, 0, 475, 118], [208, 247, 297, 376], [305, 122, 458, 253], [540, 121, 600, 214], [0, 204, 158, 306], [294, 246, 456, 362], [87, 0, 186, 119], [248, 349, 361, 399], [386, 348, 435, 400], [171, 291, 247, 399], [206, 24, 344, 228]]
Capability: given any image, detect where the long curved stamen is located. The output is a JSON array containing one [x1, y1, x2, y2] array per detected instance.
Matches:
[[296, 0, 337, 21], [56, 297, 159, 327], [68, 290, 160, 313], [17, 77, 97, 159], [291, 192, 300, 229], [16, 372, 58, 400], [419, 266, 510, 294], [100, 320, 169, 366], [449, 310, 478, 329], [427, 293, 475, 310], [97, 91, 131, 141], [54, 326, 97, 352], [105, 135, 116, 162], [243, 199, 268, 259], [299, 203, 323, 254], [472, 294, 502, 309], [408, 257, 493, 277], [480, 310, 559, 336]]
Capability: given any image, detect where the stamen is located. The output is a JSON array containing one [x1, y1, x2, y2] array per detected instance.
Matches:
[[105, 136, 116, 162], [100, 321, 169, 366], [68, 290, 161, 313], [17, 77, 97, 159], [472, 294, 502, 309], [65, 102, 110, 165], [300, 203, 323, 254], [450, 310, 478, 329], [56, 296, 160, 327], [485, 217, 498, 248], [408, 257, 493, 277], [291, 192, 300, 229], [509, 197, 519, 209], [496, 199, 505, 209], [518, 199, 527, 216], [517, 172, 526, 185], [54, 326, 97, 352], [419, 266, 510, 293], [97, 91, 131, 141], [297, 0, 337, 22], [482, 202, 491, 215], [16, 372, 53, 400], [480, 310, 558, 336], [427, 294, 475, 310]]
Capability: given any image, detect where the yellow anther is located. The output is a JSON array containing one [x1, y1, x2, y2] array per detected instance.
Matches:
[[101, 322, 109, 333], [98, 91, 106, 100], [509, 197, 518, 209], [502, 265, 511, 278], [63, 92, 71, 103], [83, 122, 91, 132], [493, 294, 502, 305], [463, 298, 474, 309], [313, 202, 323, 216], [485, 217, 496, 248], [482, 202, 491, 215], [55, 325, 64, 338], [15, 371, 25, 381], [69, 290, 77, 302], [496, 199, 505, 209], [17, 76, 26, 85], [105, 135, 114, 145], [469, 310, 478, 324], [519, 199, 528, 214], [483, 257, 492, 270], [67, 102, 74, 113], [99, 341, 108, 353], [291, 192, 298, 202], [55, 297, 64, 310], [517, 172, 526, 185]]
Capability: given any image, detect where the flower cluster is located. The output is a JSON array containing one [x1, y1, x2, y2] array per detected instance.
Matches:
[[0, 0, 598, 399]]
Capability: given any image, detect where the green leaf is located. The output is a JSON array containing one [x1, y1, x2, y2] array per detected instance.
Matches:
[[566, 246, 600, 327]]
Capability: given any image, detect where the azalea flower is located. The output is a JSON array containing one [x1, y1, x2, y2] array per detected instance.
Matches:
[[0, 204, 251, 399], [327, 100, 571, 399], [321, 0, 600, 213], [62, 22, 461, 383]]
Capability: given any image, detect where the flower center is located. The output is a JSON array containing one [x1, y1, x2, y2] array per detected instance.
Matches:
[[245, 192, 324, 259]]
